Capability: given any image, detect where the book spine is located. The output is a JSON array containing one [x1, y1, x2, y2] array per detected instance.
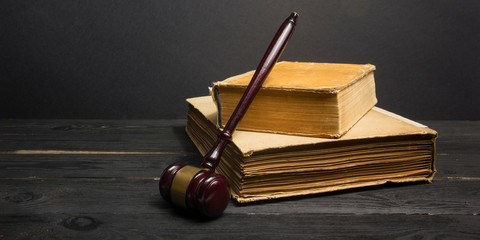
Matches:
[[212, 86, 224, 128]]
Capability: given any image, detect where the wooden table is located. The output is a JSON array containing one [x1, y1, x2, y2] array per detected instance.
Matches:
[[1, 120, 479, 239]]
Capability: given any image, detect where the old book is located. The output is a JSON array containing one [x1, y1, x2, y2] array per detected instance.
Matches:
[[185, 96, 437, 203], [211, 61, 377, 138]]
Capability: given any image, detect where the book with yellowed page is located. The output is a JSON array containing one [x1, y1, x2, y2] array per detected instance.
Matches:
[[211, 61, 377, 138], [185, 96, 437, 203]]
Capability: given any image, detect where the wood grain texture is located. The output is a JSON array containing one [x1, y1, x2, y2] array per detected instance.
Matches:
[[0, 120, 479, 239], [0, 179, 478, 216], [1, 213, 479, 239], [0, 119, 193, 152], [0, 154, 199, 178]]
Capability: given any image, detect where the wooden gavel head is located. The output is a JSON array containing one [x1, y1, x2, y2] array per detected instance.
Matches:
[[159, 163, 230, 218]]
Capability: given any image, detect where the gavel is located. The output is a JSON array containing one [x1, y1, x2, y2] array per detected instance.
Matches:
[[159, 12, 298, 218]]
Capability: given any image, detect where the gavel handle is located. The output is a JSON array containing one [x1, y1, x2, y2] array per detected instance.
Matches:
[[201, 12, 298, 170]]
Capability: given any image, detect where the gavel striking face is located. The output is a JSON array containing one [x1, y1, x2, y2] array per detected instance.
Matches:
[[158, 12, 298, 218], [159, 163, 230, 217]]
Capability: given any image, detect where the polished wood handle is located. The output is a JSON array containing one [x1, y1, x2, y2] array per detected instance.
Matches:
[[201, 12, 298, 170]]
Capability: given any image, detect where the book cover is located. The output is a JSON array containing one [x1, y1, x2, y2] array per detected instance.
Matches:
[[211, 61, 377, 138]]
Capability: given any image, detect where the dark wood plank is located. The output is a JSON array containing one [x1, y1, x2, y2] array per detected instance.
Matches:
[[435, 152, 480, 179], [1, 178, 479, 239], [0, 120, 479, 239], [1, 213, 479, 239], [423, 121, 480, 179], [0, 153, 202, 178], [1, 179, 478, 216], [0, 119, 195, 152], [424, 120, 480, 154]]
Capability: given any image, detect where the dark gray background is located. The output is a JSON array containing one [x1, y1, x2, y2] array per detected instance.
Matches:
[[1, 0, 479, 120]]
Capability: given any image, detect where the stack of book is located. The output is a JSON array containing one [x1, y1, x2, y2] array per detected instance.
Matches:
[[186, 61, 437, 203]]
